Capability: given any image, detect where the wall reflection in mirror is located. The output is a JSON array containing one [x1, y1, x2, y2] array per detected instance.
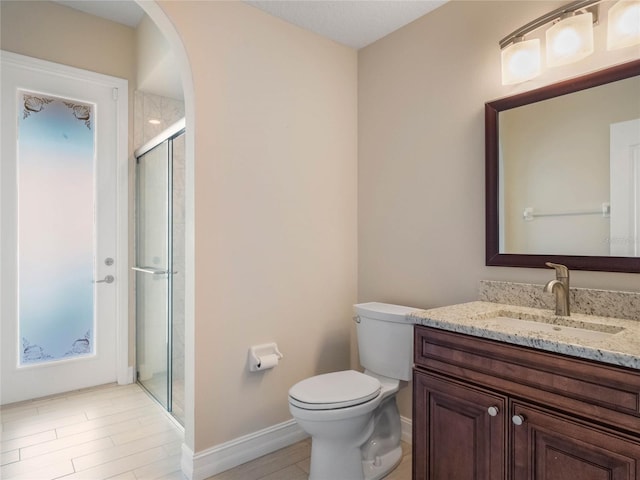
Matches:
[[500, 74, 640, 256], [486, 59, 640, 272]]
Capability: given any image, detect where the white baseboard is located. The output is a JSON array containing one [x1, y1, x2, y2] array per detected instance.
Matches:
[[181, 416, 412, 479], [181, 419, 308, 480], [400, 416, 412, 445], [117, 366, 134, 386]]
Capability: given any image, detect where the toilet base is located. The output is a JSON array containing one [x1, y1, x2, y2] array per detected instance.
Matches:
[[362, 444, 403, 480], [308, 437, 370, 480]]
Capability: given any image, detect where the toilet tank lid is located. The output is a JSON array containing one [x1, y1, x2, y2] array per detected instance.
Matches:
[[353, 302, 421, 323]]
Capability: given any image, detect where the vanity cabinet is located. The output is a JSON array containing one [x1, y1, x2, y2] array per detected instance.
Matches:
[[414, 371, 506, 479], [510, 402, 640, 479], [413, 326, 640, 480]]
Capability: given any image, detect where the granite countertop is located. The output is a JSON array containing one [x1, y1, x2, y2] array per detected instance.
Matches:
[[410, 301, 640, 370]]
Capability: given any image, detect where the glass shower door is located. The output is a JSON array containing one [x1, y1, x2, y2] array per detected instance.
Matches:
[[135, 141, 171, 411]]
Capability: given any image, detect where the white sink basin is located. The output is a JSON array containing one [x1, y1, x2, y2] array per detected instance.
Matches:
[[475, 310, 625, 342], [489, 316, 622, 341]]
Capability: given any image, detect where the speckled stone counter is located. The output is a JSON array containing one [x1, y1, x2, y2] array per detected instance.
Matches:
[[410, 301, 640, 370], [479, 280, 640, 321]]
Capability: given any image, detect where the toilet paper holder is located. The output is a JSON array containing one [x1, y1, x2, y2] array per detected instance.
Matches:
[[248, 343, 283, 372]]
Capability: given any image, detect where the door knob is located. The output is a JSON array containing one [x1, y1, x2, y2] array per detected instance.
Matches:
[[95, 275, 114, 284], [487, 406, 499, 417]]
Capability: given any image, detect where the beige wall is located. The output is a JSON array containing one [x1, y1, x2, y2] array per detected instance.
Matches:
[[159, 1, 358, 449], [358, 0, 640, 419], [136, 14, 183, 100], [0, 1, 135, 82]]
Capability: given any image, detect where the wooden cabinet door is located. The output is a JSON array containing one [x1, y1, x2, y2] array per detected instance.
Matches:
[[413, 371, 506, 480], [511, 402, 640, 480]]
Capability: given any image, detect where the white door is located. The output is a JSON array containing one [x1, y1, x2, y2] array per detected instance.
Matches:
[[610, 118, 640, 257], [1, 52, 128, 404]]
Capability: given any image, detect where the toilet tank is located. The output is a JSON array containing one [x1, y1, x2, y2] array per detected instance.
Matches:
[[354, 302, 420, 382]]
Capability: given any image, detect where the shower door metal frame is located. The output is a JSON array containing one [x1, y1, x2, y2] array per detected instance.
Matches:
[[134, 118, 185, 415]]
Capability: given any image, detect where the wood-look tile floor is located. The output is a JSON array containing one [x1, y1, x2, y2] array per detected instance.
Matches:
[[1, 383, 184, 480], [205, 439, 412, 480], [1, 383, 412, 480]]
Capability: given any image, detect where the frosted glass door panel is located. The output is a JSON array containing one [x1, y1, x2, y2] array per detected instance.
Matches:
[[136, 142, 170, 410], [18, 91, 95, 365]]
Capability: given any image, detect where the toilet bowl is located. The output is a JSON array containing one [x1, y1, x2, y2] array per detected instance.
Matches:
[[288, 302, 419, 480], [289, 370, 402, 480]]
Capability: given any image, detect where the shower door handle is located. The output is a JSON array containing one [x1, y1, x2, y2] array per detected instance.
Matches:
[[132, 266, 171, 275]]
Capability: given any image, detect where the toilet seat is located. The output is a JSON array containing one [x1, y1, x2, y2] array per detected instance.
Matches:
[[289, 370, 381, 410]]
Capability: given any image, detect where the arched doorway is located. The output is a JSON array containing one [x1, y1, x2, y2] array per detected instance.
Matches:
[[135, 0, 195, 455]]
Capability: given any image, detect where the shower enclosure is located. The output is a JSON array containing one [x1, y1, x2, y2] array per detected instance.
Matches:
[[134, 119, 185, 425]]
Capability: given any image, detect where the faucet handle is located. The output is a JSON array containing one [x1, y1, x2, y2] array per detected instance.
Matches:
[[545, 262, 569, 279]]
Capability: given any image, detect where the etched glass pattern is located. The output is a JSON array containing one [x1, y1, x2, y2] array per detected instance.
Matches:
[[18, 91, 96, 365]]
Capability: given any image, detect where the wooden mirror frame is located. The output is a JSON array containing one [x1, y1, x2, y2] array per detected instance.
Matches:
[[486, 59, 640, 273]]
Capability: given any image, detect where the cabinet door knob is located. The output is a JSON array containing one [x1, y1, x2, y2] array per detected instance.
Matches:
[[487, 406, 499, 417], [512, 414, 525, 426]]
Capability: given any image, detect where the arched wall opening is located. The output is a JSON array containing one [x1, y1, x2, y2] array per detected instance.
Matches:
[[136, 1, 196, 452]]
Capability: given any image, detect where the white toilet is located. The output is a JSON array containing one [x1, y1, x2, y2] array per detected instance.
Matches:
[[288, 302, 419, 480]]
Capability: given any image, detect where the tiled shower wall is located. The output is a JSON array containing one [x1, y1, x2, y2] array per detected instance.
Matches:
[[134, 92, 185, 147], [134, 91, 185, 422]]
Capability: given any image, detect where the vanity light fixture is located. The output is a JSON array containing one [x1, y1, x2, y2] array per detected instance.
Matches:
[[499, 0, 639, 85], [501, 37, 542, 85], [546, 11, 594, 67], [608, 0, 640, 50]]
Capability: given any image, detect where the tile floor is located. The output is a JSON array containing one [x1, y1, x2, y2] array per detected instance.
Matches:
[[1, 383, 183, 480], [205, 438, 412, 480], [1, 383, 412, 480]]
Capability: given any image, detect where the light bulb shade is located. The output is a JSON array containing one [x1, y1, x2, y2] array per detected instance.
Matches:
[[546, 13, 594, 67], [501, 38, 541, 85], [608, 0, 640, 50]]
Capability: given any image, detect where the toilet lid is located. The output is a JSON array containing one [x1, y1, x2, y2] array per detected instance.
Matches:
[[288, 370, 381, 410]]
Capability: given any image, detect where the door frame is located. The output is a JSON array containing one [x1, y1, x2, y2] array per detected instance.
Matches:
[[610, 118, 640, 257], [0, 51, 131, 389]]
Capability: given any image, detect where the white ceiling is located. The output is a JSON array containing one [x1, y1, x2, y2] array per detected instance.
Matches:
[[53, 0, 446, 49], [246, 1, 447, 49], [54, 1, 145, 27]]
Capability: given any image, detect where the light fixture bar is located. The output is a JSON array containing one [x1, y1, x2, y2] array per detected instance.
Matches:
[[500, 0, 600, 49]]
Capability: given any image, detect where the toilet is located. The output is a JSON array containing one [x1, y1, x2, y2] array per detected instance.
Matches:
[[288, 302, 419, 480]]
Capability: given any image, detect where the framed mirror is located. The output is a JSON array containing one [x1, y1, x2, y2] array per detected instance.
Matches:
[[486, 59, 640, 273]]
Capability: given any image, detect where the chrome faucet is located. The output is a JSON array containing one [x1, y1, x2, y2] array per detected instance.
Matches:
[[543, 262, 570, 316]]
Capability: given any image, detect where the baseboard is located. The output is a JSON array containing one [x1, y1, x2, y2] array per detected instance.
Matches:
[[400, 415, 412, 445], [117, 366, 134, 385], [181, 419, 308, 480], [181, 415, 412, 479]]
